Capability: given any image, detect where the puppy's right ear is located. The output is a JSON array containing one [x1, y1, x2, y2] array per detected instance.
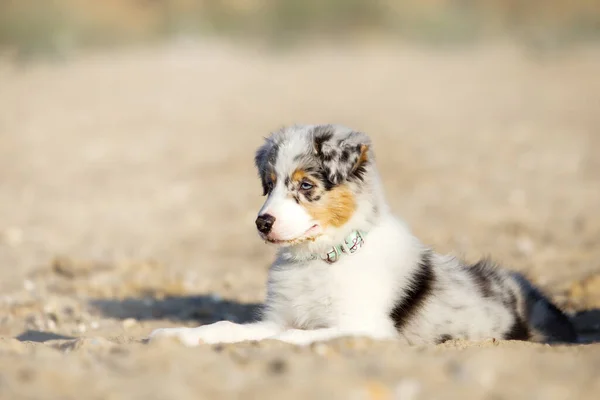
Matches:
[[254, 137, 279, 195], [313, 126, 371, 186]]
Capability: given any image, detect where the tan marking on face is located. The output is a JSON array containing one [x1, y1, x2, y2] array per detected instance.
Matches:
[[291, 169, 308, 183], [270, 171, 277, 184], [303, 184, 356, 228]]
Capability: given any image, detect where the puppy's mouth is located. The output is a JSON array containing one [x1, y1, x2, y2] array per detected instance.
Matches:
[[262, 224, 321, 245]]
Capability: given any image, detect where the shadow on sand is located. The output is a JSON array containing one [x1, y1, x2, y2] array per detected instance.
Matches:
[[15, 331, 75, 343], [88, 295, 262, 324], [17, 296, 599, 345]]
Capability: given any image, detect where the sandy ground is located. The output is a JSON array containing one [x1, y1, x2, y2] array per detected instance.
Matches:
[[0, 40, 600, 399]]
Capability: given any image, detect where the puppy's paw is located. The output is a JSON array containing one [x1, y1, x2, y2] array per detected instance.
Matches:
[[148, 327, 205, 347], [149, 321, 240, 346], [270, 329, 316, 346]]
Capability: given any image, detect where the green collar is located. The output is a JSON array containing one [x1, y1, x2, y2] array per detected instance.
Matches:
[[321, 230, 367, 263]]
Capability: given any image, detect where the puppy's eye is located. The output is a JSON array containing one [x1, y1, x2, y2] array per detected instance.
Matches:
[[300, 181, 314, 191]]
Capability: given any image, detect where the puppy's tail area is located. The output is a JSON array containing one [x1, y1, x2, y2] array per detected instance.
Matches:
[[511, 272, 579, 344], [569, 309, 600, 344]]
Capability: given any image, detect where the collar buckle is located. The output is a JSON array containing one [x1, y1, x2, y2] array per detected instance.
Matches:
[[322, 247, 340, 264]]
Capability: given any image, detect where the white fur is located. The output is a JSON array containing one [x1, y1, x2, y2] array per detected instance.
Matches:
[[264, 217, 420, 340], [258, 183, 315, 242]]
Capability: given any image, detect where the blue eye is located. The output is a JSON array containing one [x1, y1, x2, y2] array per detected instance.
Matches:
[[300, 181, 313, 190]]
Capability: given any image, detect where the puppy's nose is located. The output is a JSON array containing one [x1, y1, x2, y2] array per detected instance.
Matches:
[[255, 214, 276, 235]]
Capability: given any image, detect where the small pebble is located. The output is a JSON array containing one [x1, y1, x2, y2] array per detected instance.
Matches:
[[46, 319, 56, 330], [122, 318, 137, 329], [312, 343, 333, 357], [23, 280, 35, 292], [267, 358, 287, 375], [516, 236, 534, 256]]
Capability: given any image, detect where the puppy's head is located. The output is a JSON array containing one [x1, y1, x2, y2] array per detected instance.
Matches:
[[254, 125, 373, 246]]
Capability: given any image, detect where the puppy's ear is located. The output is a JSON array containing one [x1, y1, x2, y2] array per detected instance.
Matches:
[[255, 137, 279, 195], [313, 126, 371, 186]]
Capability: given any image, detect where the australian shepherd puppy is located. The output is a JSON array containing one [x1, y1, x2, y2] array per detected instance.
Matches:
[[150, 124, 577, 346]]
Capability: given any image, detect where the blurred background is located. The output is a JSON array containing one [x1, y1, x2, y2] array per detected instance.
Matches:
[[1, 0, 600, 59], [0, 0, 599, 340]]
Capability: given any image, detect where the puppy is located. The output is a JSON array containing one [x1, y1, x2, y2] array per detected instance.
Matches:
[[150, 124, 577, 346]]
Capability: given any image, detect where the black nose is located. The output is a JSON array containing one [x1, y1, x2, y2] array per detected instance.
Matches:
[[255, 214, 276, 235]]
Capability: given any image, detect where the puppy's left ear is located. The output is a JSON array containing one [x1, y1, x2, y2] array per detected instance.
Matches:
[[313, 127, 371, 186], [255, 136, 279, 195]]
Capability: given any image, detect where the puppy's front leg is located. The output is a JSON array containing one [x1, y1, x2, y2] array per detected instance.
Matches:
[[270, 328, 346, 346], [149, 320, 281, 346]]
